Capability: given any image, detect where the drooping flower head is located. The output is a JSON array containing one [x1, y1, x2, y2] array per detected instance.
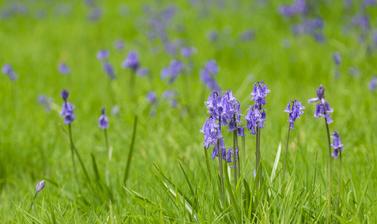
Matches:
[[285, 100, 305, 129], [61, 89, 75, 124], [308, 85, 333, 124], [251, 81, 270, 106], [98, 107, 109, 129], [200, 60, 221, 92], [220, 91, 242, 131], [122, 51, 140, 72], [161, 60, 184, 83], [205, 91, 222, 119], [2, 64, 17, 81], [201, 116, 221, 149], [35, 180, 45, 193], [245, 104, 266, 135], [331, 131, 344, 158]]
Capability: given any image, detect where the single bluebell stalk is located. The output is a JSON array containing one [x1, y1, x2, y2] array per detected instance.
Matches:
[[283, 100, 304, 176], [161, 60, 184, 84], [309, 85, 334, 220], [99, 107, 111, 184], [245, 81, 270, 188], [200, 60, 221, 92], [2, 64, 17, 81], [58, 63, 70, 75], [29, 180, 45, 211]]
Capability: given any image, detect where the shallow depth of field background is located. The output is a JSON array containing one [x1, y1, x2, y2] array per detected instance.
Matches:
[[1, 0, 377, 223]]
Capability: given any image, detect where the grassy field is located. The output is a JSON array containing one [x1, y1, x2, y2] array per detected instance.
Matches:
[[1, 0, 377, 223]]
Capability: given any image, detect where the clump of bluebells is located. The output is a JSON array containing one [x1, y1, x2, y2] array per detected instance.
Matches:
[[245, 81, 270, 186], [201, 90, 243, 198], [61, 90, 75, 124]]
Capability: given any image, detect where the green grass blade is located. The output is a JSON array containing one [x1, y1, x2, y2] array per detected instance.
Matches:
[[123, 115, 138, 186]]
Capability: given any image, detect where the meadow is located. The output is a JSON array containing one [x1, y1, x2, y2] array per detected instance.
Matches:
[[1, 0, 377, 223]]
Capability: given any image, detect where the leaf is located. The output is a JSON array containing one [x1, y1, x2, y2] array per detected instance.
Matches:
[[123, 116, 138, 186], [270, 143, 282, 183]]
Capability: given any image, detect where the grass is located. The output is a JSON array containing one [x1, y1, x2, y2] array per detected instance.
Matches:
[[1, 0, 377, 223]]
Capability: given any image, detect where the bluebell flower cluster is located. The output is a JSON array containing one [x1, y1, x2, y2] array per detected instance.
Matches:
[[97, 50, 115, 80], [98, 108, 109, 129], [309, 85, 333, 124], [161, 60, 184, 84], [61, 90, 75, 124], [331, 131, 344, 158], [2, 64, 17, 81], [200, 60, 220, 92], [246, 82, 269, 135], [285, 100, 305, 129]]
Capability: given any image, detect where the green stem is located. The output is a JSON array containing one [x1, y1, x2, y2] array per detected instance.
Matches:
[[218, 115, 225, 204], [233, 120, 239, 186], [324, 118, 332, 223], [69, 124, 91, 183], [204, 148, 212, 181], [28, 192, 38, 212], [283, 126, 291, 178], [68, 124, 78, 183], [104, 129, 111, 185], [255, 127, 261, 189]]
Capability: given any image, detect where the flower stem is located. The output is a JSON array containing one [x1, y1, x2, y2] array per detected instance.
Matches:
[[68, 124, 91, 183], [28, 192, 38, 212], [204, 147, 212, 181], [68, 124, 78, 182], [104, 129, 111, 185], [218, 116, 225, 203], [255, 127, 261, 189], [283, 126, 291, 178], [232, 117, 239, 186], [324, 118, 333, 222]]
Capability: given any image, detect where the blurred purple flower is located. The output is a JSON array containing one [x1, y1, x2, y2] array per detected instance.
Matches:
[[88, 7, 101, 21], [245, 104, 266, 135], [220, 91, 241, 131], [161, 60, 184, 83], [251, 81, 270, 106], [162, 90, 177, 107], [2, 64, 17, 80], [181, 47, 196, 57], [98, 107, 109, 129], [122, 51, 140, 72], [114, 40, 124, 50], [279, 0, 306, 17], [200, 60, 221, 92], [58, 63, 70, 75], [97, 50, 109, 61], [369, 76, 377, 91], [201, 116, 221, 149], [333, 52, 341, 65], [239, 30, 255, 41], [103, 62, 115, 80], [285, 100, 305, 129], [208, 31, 218, 42], [137, 68, 149, 77], [38, 95, 52, 112], [352, 15, 370, 31], [147, 91, 157, 104]]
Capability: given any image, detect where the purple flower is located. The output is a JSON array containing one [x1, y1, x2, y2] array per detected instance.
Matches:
[[208, 31, 218, 42], [147, 91, 157, 104], [97, 50, 109, 61], [181, 47, 196, 57], [369, 76, 377, 91], [136, 68, 149, 77], [220, 91, 241, 131], [88, 7, 102, 21], [211, 138, 226, 159], [279, 0, 306, 17], [103, 62, 115, 80], [200, 60, 221, 92], [239, 30, 255, 41], [58, 63, 70, 75], [331, 131, 344, 158], [114, 40, 124, 50], [2, 64, 17, 80], [60, 90, 75, 124], [38, 95, 52, 112], [352, 15, 370, 31], [309, 85, 333, 124], [285, 100, 305, 129], [245, 104, 266, 135], [98, 108, 109, 129], [333, 53, 341, 65], [251, 81, 270, 106], [201, 116, 221, 149], [161, 60, 184, 83], [162, 90, 177, 107], [122, 51, 140, 72], [205, 91, 222, 118], [35, 180, 45, 193]]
